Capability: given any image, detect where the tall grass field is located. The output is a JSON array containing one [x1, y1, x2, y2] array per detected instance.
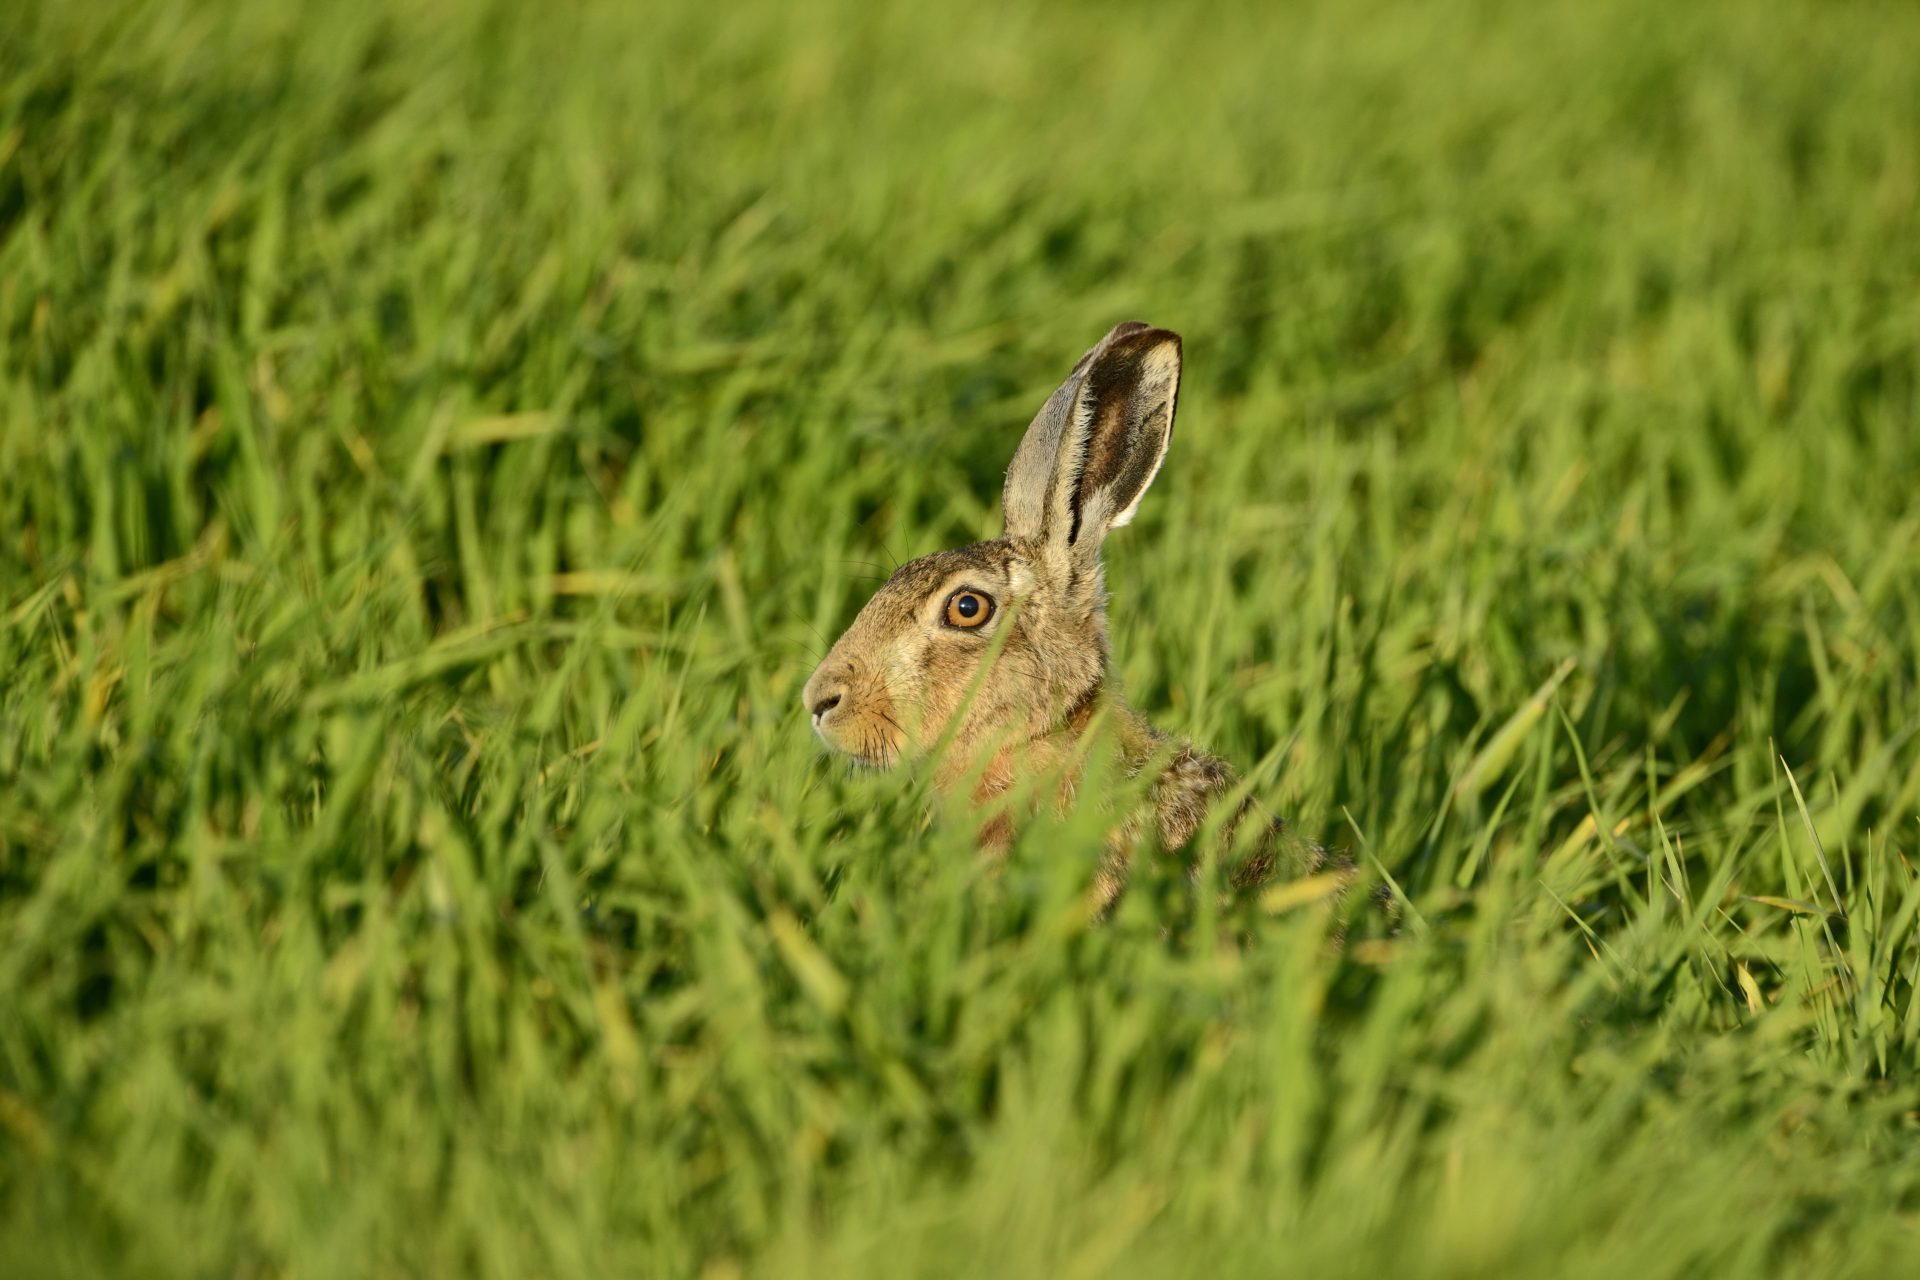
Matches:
[[4, 0, 1920, 1275]]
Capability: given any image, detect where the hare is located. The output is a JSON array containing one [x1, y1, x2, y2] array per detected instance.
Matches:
[[801, 322, 1329, 903]]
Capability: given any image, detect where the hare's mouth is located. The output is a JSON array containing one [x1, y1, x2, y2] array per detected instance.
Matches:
[[827, 734, 901, 771], [811, 703, 907, 771]]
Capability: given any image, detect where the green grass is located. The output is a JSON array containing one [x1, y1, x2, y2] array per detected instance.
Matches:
[[3, 0, 1920, 1274]]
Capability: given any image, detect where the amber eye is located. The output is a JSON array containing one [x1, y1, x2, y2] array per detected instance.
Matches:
[[943, 589, 995, 629]]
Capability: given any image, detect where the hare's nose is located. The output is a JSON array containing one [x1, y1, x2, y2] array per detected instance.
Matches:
[[803, 663, 850, 722]]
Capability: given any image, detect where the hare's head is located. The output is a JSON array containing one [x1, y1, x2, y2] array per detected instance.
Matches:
[[803, 322, 1181, 768]]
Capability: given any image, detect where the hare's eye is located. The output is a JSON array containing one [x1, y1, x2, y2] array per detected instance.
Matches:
[[943, 589, 995, 630]]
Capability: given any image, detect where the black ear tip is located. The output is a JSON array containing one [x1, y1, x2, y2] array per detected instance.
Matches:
[[1105, 324, 1182, 362], [1106, 320, 1178, 343]]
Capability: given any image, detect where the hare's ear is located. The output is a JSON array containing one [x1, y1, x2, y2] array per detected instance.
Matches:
[[1001, 322, 1181, 573]]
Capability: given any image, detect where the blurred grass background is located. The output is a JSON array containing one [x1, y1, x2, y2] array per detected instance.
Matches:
[[3, 0, 1920, 1274]]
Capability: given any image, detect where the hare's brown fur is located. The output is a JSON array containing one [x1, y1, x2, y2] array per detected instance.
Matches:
[[803, 323, 1327, 902]]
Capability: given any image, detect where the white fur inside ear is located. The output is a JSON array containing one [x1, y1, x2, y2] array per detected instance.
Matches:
[[1078, 488, 1118, 534]]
